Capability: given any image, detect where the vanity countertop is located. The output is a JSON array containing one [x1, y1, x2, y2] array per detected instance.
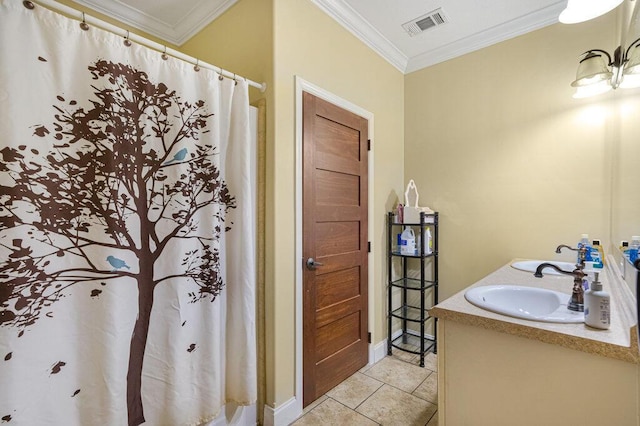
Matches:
[[429, 257, 639, 364]]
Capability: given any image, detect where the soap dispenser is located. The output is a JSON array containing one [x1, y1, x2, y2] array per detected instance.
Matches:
[[584, 272, 610, 329]]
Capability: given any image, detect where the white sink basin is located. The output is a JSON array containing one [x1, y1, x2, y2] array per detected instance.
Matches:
[[511, 260, 576, 275], [464, 285, 584, 323]]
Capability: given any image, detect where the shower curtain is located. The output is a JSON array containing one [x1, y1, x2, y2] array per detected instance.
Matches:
[[0, 1, 256, 425]]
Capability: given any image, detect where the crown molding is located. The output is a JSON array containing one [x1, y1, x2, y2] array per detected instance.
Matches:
[[71, 0, 239, 46], [313, 0, 565, 75], [405, 1, 565, 73], [311, 0, 408, 73]]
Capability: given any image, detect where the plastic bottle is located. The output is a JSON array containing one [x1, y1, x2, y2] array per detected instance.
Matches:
[[583, 272, 610, 329], [590, 239, 605, 268], [628, 236, 640, 263], [400, 228, 416, 255], [416, 227, 433, 255], [425, 227, 433, 255], [577, 234, 593, 265]]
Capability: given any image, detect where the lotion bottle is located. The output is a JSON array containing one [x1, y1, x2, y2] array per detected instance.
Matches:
[[584, 272, 610, 329]]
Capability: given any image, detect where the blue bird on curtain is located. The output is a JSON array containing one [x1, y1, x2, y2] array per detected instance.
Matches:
[[106, 256, 131, 271], [163, 147, 187, 165]]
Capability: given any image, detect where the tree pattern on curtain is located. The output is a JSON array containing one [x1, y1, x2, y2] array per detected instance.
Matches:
[[0, 59, 236, 425]]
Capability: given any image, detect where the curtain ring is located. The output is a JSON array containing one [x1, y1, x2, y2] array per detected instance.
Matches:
[[218, 73, 224, 81], [80, 12, 90, 31], [161, 46, 168, 61], [233, 73, 238, 86], [123, 30, 132, 47], [23, 1, 35, 9], [194, 59, 200, 72]]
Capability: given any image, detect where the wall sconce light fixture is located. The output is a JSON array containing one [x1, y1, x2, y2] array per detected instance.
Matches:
[[571, 38, 640, 98]]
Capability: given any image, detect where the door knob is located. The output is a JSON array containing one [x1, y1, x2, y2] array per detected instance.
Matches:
[[306, 257, 323, 270]]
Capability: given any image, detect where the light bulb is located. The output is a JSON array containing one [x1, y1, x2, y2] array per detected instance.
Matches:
[[573, 81, 612, 98], [619, 73, 640, 89]]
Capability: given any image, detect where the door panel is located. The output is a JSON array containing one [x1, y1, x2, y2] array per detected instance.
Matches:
[[315, 170, 360, 205], [316, 297, 362, 330], [302, 92, 369, 407], [315, 117, 361, 161], [315, 222, 360, 257], [316, 312, 361, 361], [316, 267, 360, 308]]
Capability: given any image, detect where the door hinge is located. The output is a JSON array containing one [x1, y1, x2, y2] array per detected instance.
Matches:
[[367, 332, 371, 343], [367, 139, 371, 151], [368, 241, 371, 252]]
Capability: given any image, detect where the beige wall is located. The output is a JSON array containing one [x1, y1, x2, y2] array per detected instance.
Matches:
[[180, 0, 273, 106], [271, 0, 405, 407], [404, 15, 636, 300]]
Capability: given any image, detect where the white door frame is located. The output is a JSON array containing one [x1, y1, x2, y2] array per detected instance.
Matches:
[[291, 76, 375, 422]]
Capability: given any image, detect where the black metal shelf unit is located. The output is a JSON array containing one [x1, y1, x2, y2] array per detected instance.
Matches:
[[387, 211, 438, 367]]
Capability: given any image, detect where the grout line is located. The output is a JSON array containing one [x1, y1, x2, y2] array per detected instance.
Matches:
[[329, 397, 382, 425], [424, 410, 438, 426], [352, 380, 386, 411], [379, 382, 423, 400], [351, 391, 383, 426], [410, 370, 433, 395]]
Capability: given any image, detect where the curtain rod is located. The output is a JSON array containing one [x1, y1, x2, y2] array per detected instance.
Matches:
[[26, 0, 267, 93]]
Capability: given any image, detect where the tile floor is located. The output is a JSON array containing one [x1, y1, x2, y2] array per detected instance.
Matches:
[[291, 351, 438, 426]]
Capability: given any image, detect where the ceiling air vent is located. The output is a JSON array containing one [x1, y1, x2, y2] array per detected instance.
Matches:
[[402, 8, 448, 37]]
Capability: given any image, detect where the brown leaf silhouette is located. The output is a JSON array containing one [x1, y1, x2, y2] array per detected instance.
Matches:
[[187, 343, 196, 353], [51, 361, 66, 375], [0, 147, 23, 162], [1, 414, 11, 422], [72, 389, 81, 397], [90, 289, 102, 298], [33, 126, 49, 137], [38, 56, 47, 62], [0, 311, 16, 326], [3, 353, 11, 361]]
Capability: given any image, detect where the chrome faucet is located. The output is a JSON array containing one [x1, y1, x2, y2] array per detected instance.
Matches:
[[534, 263, 586, 312]]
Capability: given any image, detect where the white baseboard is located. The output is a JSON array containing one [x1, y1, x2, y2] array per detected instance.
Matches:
[[370, 339, 388, 365], [263, 397, 301, 426], [203, 403, 257, 426]]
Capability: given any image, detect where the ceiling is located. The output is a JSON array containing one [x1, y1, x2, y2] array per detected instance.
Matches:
[[71, 0, 567, 73]]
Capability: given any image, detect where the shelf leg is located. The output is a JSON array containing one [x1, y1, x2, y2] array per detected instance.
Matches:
[[387, 212, 393, 356]]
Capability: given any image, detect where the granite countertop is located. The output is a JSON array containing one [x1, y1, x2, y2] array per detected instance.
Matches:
[[430, 257, 639, 364]]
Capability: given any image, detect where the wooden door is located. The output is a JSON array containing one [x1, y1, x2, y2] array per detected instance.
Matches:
[[302, 92, 369, 407]]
